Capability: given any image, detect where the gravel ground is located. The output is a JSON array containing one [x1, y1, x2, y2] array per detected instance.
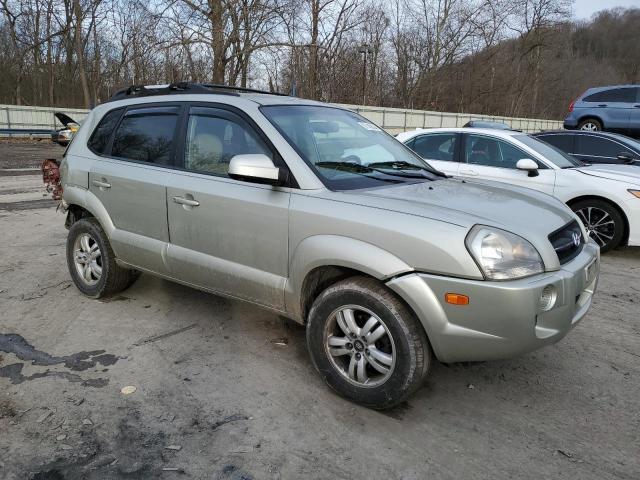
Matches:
[[0, 141, 638, 479]]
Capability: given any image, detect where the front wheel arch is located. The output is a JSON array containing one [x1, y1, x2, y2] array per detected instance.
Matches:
[[567, 195, 629, 248]]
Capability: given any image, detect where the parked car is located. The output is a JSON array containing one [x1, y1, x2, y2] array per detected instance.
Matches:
[[52, 112, 80, 146], [398, 127, 640, 252], [563, 85, 640, 136], [58, 83, 600, 409], [532, 130, 640, 165], [462, 120, 514, 130]]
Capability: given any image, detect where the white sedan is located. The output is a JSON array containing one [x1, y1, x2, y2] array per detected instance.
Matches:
[[397, 127, 640, 251]]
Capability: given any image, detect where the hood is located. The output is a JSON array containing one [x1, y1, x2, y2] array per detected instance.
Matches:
[[55, 112, 79, 127], [336, 178, 575, 239], [576, 164, 640, 186]]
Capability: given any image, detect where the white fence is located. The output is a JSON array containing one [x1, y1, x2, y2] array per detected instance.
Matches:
[[0, 102, 562, 136], [0, 104, 89, 134], [337, 104, 562, 134]]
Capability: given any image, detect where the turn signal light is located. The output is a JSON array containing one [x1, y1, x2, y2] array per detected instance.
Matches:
[[628, 189, 640, 198], [445, 293, 469, 305]]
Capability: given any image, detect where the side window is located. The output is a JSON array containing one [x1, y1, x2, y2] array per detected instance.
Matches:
[[184, 114, 272, 176], [111, 107, 179, 164], [538, 134, 573, 153], [411, 134, 457, 161], [465, 135, 539, 169], [88, 108, 123, 154], [583, 88, 637, 103], [576, 136, 627, 158]]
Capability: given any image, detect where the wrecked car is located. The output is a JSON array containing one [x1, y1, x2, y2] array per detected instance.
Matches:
[[54, 83, 600, 409]]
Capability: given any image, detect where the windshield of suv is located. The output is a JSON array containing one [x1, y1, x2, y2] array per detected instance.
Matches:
[[518, 135, 581, 168], [261, 105, 443, 190]]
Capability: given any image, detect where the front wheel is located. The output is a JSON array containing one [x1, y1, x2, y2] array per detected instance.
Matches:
[[306, 276, 431, 409], [571, 199, 625, 252]]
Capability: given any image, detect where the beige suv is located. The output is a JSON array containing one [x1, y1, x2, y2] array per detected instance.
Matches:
[[59, 83, 599, 408]]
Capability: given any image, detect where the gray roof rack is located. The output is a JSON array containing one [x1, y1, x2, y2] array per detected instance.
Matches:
[[107, 82, 288, 103]]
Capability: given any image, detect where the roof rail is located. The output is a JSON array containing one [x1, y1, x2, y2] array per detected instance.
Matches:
[[107, 82, 288, 103]]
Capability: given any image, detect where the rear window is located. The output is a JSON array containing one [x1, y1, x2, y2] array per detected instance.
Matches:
[[88, 108, 123, 154], [583, 88, 637, 103], [537, 134, 574, 152], [111, 107, 179, 164]]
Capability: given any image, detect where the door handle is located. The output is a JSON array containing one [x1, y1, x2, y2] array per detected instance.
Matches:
[[92, 179, 111, 189], [634, 104, 640, 108], [172, 196, 200, 207], [459, 169, 478, 176], [597, 104, 608, 107]]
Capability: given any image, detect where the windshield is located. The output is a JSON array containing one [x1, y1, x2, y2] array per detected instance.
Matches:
[[261, 105, 442, 190], [518, 135, 581, 168]]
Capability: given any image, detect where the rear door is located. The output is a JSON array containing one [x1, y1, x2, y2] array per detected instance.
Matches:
[[582, 87, 636, 130], [88, 104, 180, 275], [165, 105, 291, 309], [457, 133, 556, 195], [406, 133, 460, 175]]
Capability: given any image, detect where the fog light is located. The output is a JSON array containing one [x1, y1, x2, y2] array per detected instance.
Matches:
[[539, 285, 557, 312]]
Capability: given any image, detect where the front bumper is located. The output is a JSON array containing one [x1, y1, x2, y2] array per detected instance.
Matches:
[[387, 241, 600, 363]]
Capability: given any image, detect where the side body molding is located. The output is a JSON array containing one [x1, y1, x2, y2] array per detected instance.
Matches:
[[285, 235, 414, 322]]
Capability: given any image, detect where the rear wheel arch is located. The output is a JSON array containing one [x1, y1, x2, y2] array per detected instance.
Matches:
[[65, 204, 95, 229], [567, 195, 629, 247]]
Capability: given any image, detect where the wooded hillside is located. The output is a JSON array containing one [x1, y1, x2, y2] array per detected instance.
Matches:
[[0, 0, 637, 120]]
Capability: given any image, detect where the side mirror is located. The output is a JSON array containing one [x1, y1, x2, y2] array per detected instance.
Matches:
[[516, 158, 539, 177], [617, 152, 634, 163], [228, 154, 286, 186]]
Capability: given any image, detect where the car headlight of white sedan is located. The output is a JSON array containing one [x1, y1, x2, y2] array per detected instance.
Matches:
[[466, 225, 544, 280]]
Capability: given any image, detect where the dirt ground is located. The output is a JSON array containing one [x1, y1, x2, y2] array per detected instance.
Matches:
[[0, 141, 639, 479]]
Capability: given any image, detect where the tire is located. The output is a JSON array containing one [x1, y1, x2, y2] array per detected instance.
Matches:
[[66, 218, 140, 298], [571, 199, 625, 252], [306, 276, 431, 409], [578, 118, 602, 131]]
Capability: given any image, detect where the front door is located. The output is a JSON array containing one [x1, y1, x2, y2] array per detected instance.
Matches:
[[457, 133, 556, 195], [166, 106, 290, 309]]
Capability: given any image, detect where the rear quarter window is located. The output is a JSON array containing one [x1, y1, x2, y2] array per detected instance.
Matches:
[[87, 108, 123, 154]]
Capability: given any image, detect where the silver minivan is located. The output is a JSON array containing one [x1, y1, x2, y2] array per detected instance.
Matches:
[[59, 83, 600, 408]]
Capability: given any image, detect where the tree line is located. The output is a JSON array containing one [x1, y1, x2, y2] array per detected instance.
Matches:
[[0, 0, 638, 120]]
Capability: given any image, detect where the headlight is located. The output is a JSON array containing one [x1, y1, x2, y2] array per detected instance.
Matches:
[[465, 225, 544, 280]]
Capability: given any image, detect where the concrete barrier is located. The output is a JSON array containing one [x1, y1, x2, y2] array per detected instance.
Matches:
[[0, 102, 561, 137]]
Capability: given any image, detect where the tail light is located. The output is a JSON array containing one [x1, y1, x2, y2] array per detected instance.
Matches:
[[568, 98, 576, 113]]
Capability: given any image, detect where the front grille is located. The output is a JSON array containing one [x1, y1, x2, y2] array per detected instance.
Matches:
[[548, 220, 584, 265]]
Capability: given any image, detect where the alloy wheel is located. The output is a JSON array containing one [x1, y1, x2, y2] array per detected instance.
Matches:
[[73, 233, 102, 285], [324, 305, 396, 387], [580, 122, 599, 131], [576, 206, 615, 248]]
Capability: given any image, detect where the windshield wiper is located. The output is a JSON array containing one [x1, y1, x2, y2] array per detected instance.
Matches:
[[368, 160, 448, 178], [315, 161, 403, 183]]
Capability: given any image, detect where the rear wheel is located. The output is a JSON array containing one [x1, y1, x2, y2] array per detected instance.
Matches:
[[578, 118, 602, 131], [66, 218, 140, 298], [306, 276, 431, 409], [571, 199, 624, 252]]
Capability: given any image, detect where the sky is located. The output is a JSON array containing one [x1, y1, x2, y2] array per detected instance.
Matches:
[[573, 0, 640, 19]]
